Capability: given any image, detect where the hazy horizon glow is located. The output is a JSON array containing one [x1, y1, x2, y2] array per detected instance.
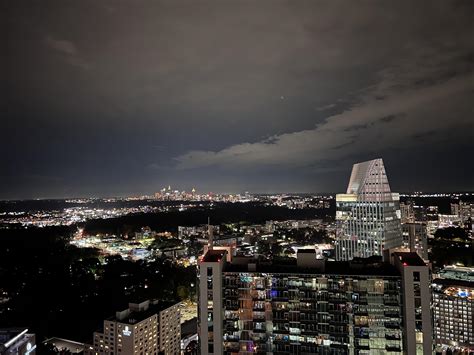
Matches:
[[4, 1, 474, 199]]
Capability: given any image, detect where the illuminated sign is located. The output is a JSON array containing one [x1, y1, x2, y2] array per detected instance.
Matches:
[[123, 326, 132, 336], [25, 343, 36, 355]]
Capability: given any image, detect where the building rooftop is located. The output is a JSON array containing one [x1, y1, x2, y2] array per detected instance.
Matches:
[[432, 278, 474, 300], [346, 158, 392, 198], [437, 265, 474, 282], [43, 338, 91, 354], [202, 249, 227, 262], [393, 252, 426, 267], [223, 255, 400, 277], [432, 277, 474, 288], [107, 300, 177, 325]]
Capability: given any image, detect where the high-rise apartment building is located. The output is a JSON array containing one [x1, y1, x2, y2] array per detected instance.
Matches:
[[91, 299, 180, 355], [400, 202, 415, 224], [452, 201, 474, 224], [437, 214, 462, 228], [451, 203, 460, 217], [335, 159, 402, 261], [459, 201, 473, 231], [198, 249, 431, 355], [432, 266, 474, 354], [401, 222, 428, 261], [390, 252, 432, 355]]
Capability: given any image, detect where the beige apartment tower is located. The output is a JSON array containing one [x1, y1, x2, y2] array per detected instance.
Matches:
[[91, 299, 180, 355]]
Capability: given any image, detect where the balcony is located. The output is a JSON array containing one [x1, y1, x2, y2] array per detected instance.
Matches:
[[300, 318, 318, 323], [300, 329, 318, 335], [272, 329, 289, 335], [330, 319, 349, 326], [329, 297, 347, 303], [385, 322, 400, 329], [354, 333, 369, 339], [384, 299, 399, 306]]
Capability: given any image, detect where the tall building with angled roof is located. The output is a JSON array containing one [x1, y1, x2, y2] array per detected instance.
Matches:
[[335, 158, 402, 261]]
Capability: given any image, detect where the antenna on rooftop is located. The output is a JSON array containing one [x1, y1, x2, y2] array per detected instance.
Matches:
[[207, 216, 213, 250]]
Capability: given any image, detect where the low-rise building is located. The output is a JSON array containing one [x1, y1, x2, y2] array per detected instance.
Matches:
[[43, 337, 93, 354], [0, 328, 36, 355]]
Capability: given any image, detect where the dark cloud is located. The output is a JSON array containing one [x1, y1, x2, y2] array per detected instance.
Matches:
[[3, 0, 474, 198], [44, 36, 78, 55]]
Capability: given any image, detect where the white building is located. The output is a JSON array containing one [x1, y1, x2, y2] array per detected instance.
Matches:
[[335, 158, 402, 261], [438, 214, 461, 228]]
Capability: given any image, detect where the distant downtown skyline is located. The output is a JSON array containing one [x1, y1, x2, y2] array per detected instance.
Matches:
[[4, 1, 474, 199]]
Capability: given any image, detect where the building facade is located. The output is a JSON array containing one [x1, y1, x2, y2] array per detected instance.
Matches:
[[400, 202, 415, 224], [401, 223, 428, 261], [158, 302, 182, 354], [91, 300, 180, 355], [390, 253, 432, 355], [432, 266, 474, 354], [335, 159, 402, 261], [452, 201, 474, 224], [198, 249, 431, 355]]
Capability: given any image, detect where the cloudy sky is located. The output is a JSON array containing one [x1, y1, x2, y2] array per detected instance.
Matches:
[[3, 0, 474, 199]]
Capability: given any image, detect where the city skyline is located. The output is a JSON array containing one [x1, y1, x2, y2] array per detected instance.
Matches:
[[5, 1, 474, 199], [1, 185, 474, 202]]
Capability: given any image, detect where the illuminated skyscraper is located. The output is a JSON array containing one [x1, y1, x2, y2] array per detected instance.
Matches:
[[335, 158, 402, 261]]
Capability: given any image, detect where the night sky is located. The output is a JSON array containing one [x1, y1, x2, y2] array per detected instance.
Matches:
[[3, 1, 474, 199]]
